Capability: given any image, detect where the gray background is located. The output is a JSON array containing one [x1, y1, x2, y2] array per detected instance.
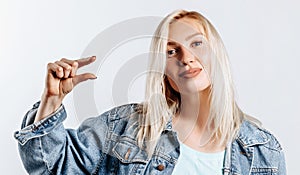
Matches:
[[1, 0, 299, 174]]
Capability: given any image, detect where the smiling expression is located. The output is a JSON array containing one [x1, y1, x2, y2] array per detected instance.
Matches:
[[165, 17, 211, 95]]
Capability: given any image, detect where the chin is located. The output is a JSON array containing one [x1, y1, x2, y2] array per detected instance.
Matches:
[[178, 82, 210, 94], [178, 87, 206, 95]]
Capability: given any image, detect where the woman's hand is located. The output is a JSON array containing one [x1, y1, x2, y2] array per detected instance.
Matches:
[[34, 56, 97, 122]]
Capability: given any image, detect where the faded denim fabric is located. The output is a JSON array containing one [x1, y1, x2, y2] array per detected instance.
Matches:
[[14, 102, 286, 175]]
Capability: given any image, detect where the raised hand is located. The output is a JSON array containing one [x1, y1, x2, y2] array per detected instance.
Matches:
[[35, 56, 97, 122]]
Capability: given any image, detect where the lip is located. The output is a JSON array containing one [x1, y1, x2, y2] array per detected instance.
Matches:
[[179, 68, 202, 78]]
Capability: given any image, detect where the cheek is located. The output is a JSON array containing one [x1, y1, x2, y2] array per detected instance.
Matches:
[[193, 48, 211, 71], [167, 76, 179, 92], [165, 61, 177, 78], [165, 62, 179, 92], [194, 58, 211, 78], [201, 60, 211, 81], [199, 68, 212, 90]]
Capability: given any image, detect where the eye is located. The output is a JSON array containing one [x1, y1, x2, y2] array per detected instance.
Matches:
[[167, 48, 178, 57], [191, 41, 202, 47]]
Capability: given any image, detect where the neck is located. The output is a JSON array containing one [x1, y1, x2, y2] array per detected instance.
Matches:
[[172, 87, 226, 152], [178, 87, 210, 129], [173, 87, 216, 148]]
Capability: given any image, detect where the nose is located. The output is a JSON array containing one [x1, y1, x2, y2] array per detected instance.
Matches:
[[180, 47, 195, 66]]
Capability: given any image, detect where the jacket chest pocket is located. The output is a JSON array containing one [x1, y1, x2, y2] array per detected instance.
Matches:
[[112, 139, 148, 174]]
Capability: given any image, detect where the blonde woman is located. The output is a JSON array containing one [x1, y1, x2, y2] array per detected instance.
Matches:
[[15, 10, 286, 175]]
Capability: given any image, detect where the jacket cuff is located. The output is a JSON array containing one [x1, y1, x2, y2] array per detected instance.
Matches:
[[14, 101, 66, 145]]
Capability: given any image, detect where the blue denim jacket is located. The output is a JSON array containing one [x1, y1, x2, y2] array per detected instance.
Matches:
[[14, 102, 286, 174]]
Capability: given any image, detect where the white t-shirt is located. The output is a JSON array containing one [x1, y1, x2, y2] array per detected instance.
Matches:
[[172, 142, 225, 175]]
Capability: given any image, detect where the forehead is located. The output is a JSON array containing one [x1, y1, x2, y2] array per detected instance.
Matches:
[[168, 18, 205, 43]]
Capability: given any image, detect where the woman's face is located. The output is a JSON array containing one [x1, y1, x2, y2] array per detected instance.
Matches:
[[165, 17, 211, 95]]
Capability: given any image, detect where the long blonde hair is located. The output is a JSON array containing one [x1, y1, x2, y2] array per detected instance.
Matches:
[[137, 9, 250, 155]]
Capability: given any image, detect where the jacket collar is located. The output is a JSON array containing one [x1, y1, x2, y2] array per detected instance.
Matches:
[[165, 117, 270, 147], [236, 120, 270, 147]]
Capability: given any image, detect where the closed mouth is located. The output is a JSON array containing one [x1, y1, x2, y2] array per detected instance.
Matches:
[[179, 68, 202, 78]]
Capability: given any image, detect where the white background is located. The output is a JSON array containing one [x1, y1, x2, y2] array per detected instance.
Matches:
[[1, 0, 299, 174]]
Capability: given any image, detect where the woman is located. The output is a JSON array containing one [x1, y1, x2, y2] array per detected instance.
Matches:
[[15, 10, 286, 175]]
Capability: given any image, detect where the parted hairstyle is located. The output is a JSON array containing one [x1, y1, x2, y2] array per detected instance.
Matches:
[[137, 9, 258, 155]]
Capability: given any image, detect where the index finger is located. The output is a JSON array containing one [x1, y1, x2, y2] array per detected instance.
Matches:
[[76, 56, 96, 68]]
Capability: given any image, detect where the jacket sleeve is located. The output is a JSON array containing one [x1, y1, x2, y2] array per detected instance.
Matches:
[[14, 102, 109, 175], [278, 149, 287, 174]]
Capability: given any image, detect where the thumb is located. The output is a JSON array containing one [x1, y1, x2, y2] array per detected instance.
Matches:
[[72, 73, 97, 86]]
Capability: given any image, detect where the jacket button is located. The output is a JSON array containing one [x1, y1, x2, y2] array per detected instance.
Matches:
[[157, 164, 165, 171]]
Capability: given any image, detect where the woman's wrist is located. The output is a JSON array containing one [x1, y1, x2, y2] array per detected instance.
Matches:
[[34, 93, 62, 123]]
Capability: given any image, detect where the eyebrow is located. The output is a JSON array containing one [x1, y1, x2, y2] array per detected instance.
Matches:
[[167, 32, 205, 46], [185, 32, 204, 41], [167, 41, 178, 46]]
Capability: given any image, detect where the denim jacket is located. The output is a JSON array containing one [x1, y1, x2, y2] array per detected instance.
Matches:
[[14, 102, 286, 175]]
